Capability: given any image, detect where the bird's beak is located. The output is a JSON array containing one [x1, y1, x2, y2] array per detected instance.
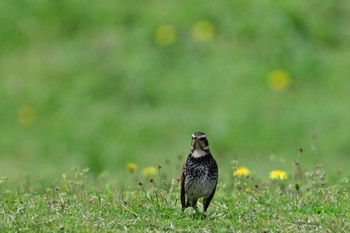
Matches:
[[195, 137, 199, 141]]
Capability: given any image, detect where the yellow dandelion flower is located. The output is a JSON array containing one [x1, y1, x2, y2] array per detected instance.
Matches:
[[155, 25, 176, 46], [192, 20, 215, 42], [267, 69, 290, 91], [269, 170, 288, 180], [127, 163, 137, 172], [142, 166, 157, 177], [18, 105, 36, 126], [233, 166, 251, 177]]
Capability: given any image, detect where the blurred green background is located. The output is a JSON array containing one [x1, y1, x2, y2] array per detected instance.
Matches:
[[1, 1, 350, 184]]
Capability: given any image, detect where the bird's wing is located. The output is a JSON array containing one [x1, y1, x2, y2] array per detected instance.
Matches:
[[180, 166, 186, 210]]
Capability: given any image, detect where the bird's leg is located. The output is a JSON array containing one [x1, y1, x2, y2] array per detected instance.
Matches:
[[193, 205, 206, 219], [193, 204, 200, 214], [192, 199, 206, 217], [188, 198, 200, 215]]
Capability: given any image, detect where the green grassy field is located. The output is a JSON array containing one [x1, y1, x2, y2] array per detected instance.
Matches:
[[1, 166, 349, 232], [1, 1, 350, 231]]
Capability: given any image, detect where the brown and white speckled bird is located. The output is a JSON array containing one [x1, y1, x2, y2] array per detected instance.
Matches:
[[180, 132, 218, 214]]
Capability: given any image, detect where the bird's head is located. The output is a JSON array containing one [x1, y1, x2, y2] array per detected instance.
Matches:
[[191, 132, 209, 157]]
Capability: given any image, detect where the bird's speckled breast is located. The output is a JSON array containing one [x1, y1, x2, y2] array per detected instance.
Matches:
[[184, 155, 218, 199]]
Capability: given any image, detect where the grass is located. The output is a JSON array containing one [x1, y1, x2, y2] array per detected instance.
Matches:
[[1, 164, 349, 232], [1, 0, 350, 231]]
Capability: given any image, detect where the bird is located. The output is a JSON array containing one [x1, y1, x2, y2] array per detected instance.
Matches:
[[180, 132, 218, 215]]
